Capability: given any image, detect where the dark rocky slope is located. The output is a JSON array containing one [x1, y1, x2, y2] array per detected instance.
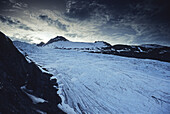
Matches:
[[92, 44, 170, 62], [37, 42, 45, 46], [0, 32, 65, 114], [45, 36, 69, 46]]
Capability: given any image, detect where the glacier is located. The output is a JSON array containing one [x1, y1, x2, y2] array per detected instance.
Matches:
[[14, 43, 170, 114]]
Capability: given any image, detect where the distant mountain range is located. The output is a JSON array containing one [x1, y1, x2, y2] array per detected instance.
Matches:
[[36, 36, 170, 62]]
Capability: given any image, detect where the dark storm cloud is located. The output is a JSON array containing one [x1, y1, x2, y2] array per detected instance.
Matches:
[[0, 0, 66, 14], [131, 24, 170, 45], [0, 0, 170, 45], [65, 0, 170, 45], [97, 24, 137, 36], [39, 14, 68, 31], [66, 0, 170, 23], [0, 0, 28, 13], [65, 0, 106, 20], [0, 15, 34, 31], [27, 0, 66, 11]]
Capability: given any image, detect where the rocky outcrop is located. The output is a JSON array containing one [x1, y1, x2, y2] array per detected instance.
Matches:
[[45, 36, 69, 45], [0, 32, 65, 114], [91, 44, 170, 62], [37, 42, 45, 46], [94, 41, 112, 47]]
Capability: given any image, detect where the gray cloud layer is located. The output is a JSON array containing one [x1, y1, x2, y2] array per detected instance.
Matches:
[[0, 0, 170, 45], [0, 15, 34, 31], [39, 14, 68, 31], [64, 0, 170, 45]]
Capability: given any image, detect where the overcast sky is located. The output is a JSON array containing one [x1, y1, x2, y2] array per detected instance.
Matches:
[[0, 0, 170, 45]]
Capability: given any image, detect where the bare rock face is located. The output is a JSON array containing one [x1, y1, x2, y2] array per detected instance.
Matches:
[[0, 32, 65, 114], [45, 36, 69, 45], [37, 42, 45, 46], [91, 44, 170, 62], [94, 41, 112, 47]]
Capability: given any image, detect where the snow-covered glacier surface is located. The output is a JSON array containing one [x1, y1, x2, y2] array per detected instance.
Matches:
[[20, 46, 170, 114]]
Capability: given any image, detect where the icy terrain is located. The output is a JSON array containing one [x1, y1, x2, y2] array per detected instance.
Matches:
[[15, 43, 170, 114], [44, 41, 109, 50]]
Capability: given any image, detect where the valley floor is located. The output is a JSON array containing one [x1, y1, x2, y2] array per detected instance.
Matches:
[[25, 47, 170, 114]]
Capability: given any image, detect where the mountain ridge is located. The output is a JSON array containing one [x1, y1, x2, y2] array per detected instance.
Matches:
[[45, 36, 69, 45], [34, 36, 170, 62]]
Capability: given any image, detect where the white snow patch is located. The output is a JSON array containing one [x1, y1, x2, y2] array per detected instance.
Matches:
[[21, 85, 48, 104], [37, 65, 50, 74], [52, 76, 76, 114], [159, 50, 167, 54], [57, 87, 76, 114], [26, 93, 47, 104], [36, 110, 47, 114], [17, 48, 24, 55], [25, 57, 32, 63], [138, 47, 144, 52], [116, 49, 130, 52], [111, 48, 115, 51]]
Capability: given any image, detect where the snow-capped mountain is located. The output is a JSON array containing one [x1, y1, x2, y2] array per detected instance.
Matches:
[[0, 32, 64, 114], [37, 36, 111, 51], [45, 36, 69, 45], [36, 36, 170, 62], [13, 36, 170, 114]]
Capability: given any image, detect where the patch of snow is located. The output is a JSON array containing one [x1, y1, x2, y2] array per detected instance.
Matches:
[[57, 87, 76, 114], [36, 110, 47, 114], [52, 76, 76, 114], [116, 49, 130, 52], [20, 85, 26, 90], [37, 65, 50, 74], [26, 93, 47, 104], [17, 48, 25, 55], [17, 48, 32, 63], [111, 48, 115, 51], [138, 47, 144, 52], [21, 85, 47, 104], [25, 57, 32, 63], [159, 50, 167, 54]]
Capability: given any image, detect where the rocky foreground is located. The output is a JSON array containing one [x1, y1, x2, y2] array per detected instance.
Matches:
[[0, 32, 65, 114]]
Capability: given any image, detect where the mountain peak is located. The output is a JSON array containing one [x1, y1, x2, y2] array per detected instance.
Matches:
[[37, 42, 45, 46], [94, 41, 112, 47], [45, 36, 69, 45]]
